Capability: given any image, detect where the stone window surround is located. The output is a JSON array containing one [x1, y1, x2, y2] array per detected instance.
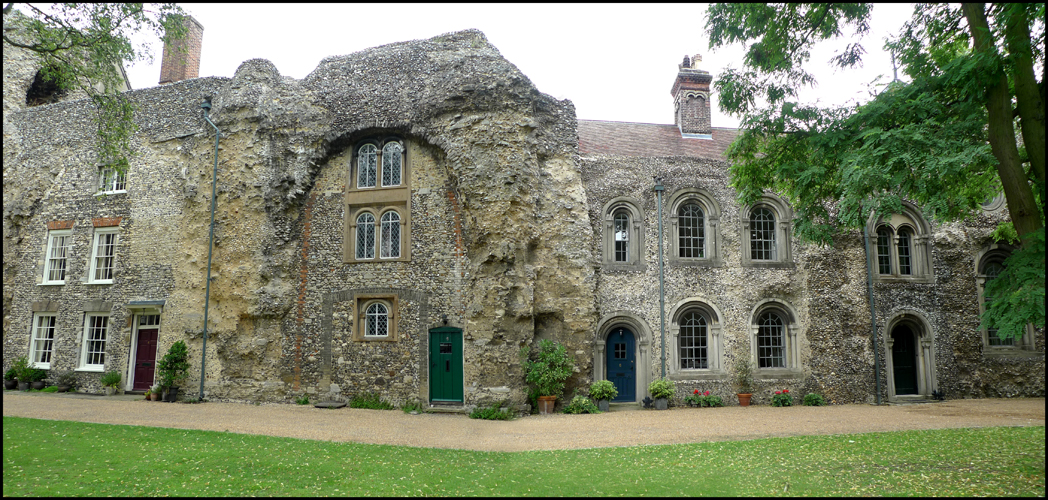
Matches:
[[747, 299, 803, 378], [29, 312, 57, 369], [740, 194, 794, 268], [592, 311, 654, 400], [601, 196, 646, 272], [41, 228, 73, 285], [974, 243, 1037, 356], [354, 138, 405, 190], [353, 294, 399, 342], [667, 298, 726, 381], [882, 308, 939, 401], [865, 201, 934, 284], [344, 135, 412, 263], [667, 187, 722, 267]]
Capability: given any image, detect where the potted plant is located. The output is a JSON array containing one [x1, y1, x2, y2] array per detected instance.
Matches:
[[100, 370, 122, 395], [157, 340, 190, 402], [648, 378, 675, 410], [589, 380, 618, 412], [520, 339, 575, 415], [733, 358, 755, 406], [12, 356, 32, 391], [150, 384, 162, 401], [53, 370, 78, 393], [3, 368, 17, 390], [28, 368, 48, 390]]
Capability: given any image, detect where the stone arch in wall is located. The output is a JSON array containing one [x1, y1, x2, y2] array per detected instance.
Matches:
[[883, 308, 938, 401], [666, 297, 726, 379], [593, 311, 653, 402]]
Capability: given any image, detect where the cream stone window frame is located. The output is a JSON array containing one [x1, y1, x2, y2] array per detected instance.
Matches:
[[353, 294, 399, 342], [79, 313, 109, 371], [668, 188, 722, 266], [30, 312, 57, 369], [974, 244, 1036, 355], [356, 139, 405, 189], [740, 195, 793, 268], [87, 227, 118, 284], [601, 197, 645, 271], [865, 201, 933, 283], [667, 299, 726, 381], [345, 136, 412, 264], [748, 300, 803, 377], [41, 229, 72, 285], [96, 166, 127, 195]]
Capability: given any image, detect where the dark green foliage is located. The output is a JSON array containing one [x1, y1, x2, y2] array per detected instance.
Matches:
[[99, 370, 121, 387], [295, 395, 310, 405], [469, 401, 513, 420], [772, 390, 794, 407], [982, 229, 1046, 338], [562, 394, 601, 414], [157, 340, 189, 390], [520, 339, 575, 398], [803, 393, 827, 406], [52, 370, 78, 389], [4, 368, 16, 381], [11, 356, 32, 382], [588, 380, 618, 401], [349, 392, 395, 410]]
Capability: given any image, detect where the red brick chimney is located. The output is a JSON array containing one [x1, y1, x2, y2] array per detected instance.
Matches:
[[670, 53, 713, 138], [158, 15, 204, 85]]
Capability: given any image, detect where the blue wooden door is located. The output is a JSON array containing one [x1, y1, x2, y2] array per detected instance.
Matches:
[[606, 327, 636, 402]]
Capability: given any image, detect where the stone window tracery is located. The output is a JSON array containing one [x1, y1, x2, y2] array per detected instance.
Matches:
[[741, 195, 792, 268], [380, 210, 401, 259], [365, 302, 389, 337], [867, 201, 933, 283], [357, 144, 378, 188], [346, 136, 411, 263], [353, 294, 399, 342], [668, 188, 721, 266], [748, 300, 801, 374], [382, 142, 403, 187], [355, 212, 376, 260], [601, 197, 645, 271]]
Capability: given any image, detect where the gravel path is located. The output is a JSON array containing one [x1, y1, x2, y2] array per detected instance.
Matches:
[[3, 392, 1043, 452]]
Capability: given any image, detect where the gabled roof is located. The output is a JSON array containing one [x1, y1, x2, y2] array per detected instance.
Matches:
[[577, 119, 739, 159]]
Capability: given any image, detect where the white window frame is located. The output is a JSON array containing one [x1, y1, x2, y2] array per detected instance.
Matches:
[[30, 313, 57, 369], [97, 166, 127, 194], [363, 301, 390, 338], [88, 227, 118, 284], [79, 313, 109, 371], [42, 229, 72, 285]]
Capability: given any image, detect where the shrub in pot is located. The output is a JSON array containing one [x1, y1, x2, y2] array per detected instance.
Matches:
[[12, 356, 32, 391], [157, 341, 190, 402], [648, 378, 675, 410], [732, 358, 755, 406], [4, 368, 17, 390], [53, 370, 78, 392], [589, 380, 618, 412], [100, 370, 122, 395], [29, 368, 48, 390], [520, 339, 574, 414]]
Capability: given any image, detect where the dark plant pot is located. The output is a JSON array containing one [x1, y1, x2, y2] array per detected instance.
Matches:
[[56, 384, 71, 393], [737, 393, 753, 407], [31, 381, 46, 390], [18, 381, 29, 391], [597, 399, 610, 412], [654, 397, 668, 410], [4, 380, 16, 390], [164, 387, 179, 402], [537, 395, 556, 414]]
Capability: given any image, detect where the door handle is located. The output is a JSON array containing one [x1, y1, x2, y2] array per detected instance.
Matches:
[[446, 360, 450, 372]]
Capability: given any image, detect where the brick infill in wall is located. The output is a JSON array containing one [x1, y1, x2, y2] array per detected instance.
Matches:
[[92, 217, 122, 227], [292, 190, 318, 391], [47, 220, 74, 230]]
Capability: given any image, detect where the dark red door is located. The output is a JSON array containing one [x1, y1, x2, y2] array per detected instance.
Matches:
[[133, 328, 159, 390]]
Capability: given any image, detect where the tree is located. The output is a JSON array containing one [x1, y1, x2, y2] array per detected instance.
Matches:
[[705, 3, 1044, 340], [3, 3, 187, 171]]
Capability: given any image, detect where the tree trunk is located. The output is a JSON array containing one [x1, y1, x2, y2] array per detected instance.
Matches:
[[1002, 4, 1045, 191], [962, 3, 1043, 240]]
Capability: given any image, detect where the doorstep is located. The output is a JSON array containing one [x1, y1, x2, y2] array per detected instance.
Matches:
[[607, 402, 642, 411]]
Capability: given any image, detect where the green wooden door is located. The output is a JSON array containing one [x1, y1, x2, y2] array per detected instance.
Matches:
[[429, 327, 463, 403]]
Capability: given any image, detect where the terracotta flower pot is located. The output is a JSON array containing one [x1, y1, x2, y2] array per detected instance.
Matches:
[[150, 392, 160, 401], [537, 395, 557, 414], [737, 393, 753, 406]]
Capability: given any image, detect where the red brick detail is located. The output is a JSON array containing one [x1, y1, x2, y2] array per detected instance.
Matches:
[[291, 189, 319, 391], [47, 220, 74, 230], [159, 16, 204, 85], [92, 217, 122, 227]]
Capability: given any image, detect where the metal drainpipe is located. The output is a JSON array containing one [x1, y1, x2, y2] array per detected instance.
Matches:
[[654, 177, 667, 379], [199, 100, 220, 401], [863, 221, 882, 405]]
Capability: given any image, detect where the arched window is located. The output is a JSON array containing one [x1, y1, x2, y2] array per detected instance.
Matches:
[[380, 211, 401, 259], [749, 207, 776, 261], [679, 310, 708, 369], [357, 144, 377, 188], [867, 202, 932, 282], [982, 260, 1010, 346], [876, 227, 892, 274], [613, 211, 630, 263], [756, 311, 785, 368], [678, 203, 705, 258], [382, 142, 403, 187], [974, 245, 1033, 352], [897, 228, 912, 275], [355, 212, 375, 259], [364, 302, 389, 337]]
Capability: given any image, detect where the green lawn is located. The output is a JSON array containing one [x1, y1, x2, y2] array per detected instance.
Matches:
[[3, 417, 1044, 496]]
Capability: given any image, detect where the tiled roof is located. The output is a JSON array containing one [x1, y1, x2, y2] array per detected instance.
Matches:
[[578, 120, 739, 160]]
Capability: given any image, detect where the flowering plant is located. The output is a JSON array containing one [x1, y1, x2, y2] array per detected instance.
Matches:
[[771, 388, 793, 407], [685, 389, 723, 407]]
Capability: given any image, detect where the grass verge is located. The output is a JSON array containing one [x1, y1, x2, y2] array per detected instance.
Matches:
[[2, 417, 1043, 496]]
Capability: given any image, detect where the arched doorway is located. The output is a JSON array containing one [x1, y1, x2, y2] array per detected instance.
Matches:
[[884, 311, 938, 401], [891, 325, 919, 395], [593, 312, 653, 404], [605, 327, 636, 402]]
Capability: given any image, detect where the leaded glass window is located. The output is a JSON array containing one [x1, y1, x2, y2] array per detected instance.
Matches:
[[357, 144, 377, 188], [380, 211, 401, 259], [983, 261, 1013, 346], [749, 207, 776, 260], [382, 142, 402, 186], [356, 212, 376, 259], [365, 302, 389, 337], [679, 311, 708, 369], [31, 313, 56, 368], [757, 312, 785, 368], [678, 203, 705, 258], [613, 212, 629, 262], [897, 228, 912, 275], [876, 227, 892, 275]]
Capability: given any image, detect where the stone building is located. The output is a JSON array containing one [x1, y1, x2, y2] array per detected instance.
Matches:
[[3, 24, 1043, 410]]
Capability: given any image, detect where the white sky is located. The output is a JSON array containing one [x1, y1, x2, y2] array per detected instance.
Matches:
[[123, 3, 915, 129]]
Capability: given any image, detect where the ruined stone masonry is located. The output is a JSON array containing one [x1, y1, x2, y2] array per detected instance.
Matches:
[[3, 23, 1042, 409]]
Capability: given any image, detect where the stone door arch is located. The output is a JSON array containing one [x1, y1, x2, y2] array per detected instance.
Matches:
[[593, 312, 653, 402], [884, 310, 938, 401]]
